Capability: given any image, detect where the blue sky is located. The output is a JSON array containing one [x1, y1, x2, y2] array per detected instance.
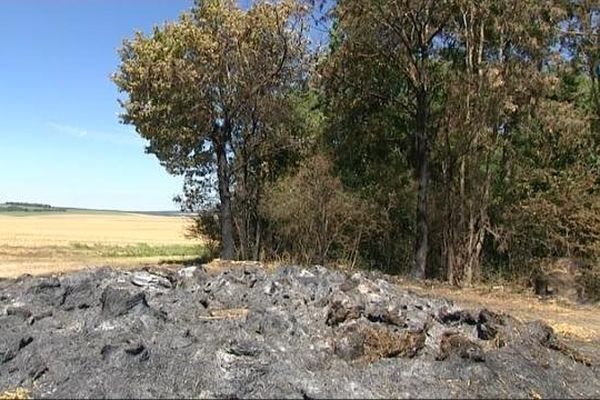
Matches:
[[0, 0, 250, 211]]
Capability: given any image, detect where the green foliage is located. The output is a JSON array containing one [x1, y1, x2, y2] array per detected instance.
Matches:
[[114, 0, 600, 285], [114, 0, 308, 174], [319, 0, 600, 283], [489, 89, 600, 276], [114, 0, 311, 259]]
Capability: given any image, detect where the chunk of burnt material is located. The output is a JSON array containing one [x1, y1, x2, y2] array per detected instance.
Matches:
[[436, 332, 485, 362], [339, 277, 359, 292], [28, 357, 48, 381], [19, 336, 33, 350], [61, 279, 95, 310], [100, 344, 118, 361], [531, 322, 593, 366], [29, 277, 61, 293], [365, 308, 407, 328], [334, 325, 365, 361], [326, 300, 363, 327], [28, 311, 53, 326], [0, 343, 17, 364], [100, 287, 149, 318], [438, 307, 478, 325], [6, 306, 32, 320], [226, 339, 261, 357], [130, 271, 173, 289], [476, 309, 504, 341], [124, 342, 150, 361], [0, 336, 33, 364]]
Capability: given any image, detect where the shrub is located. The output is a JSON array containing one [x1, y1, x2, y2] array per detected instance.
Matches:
[[186, 209, 221, 258], [261, 154, 378, 267], [577, 265, 600, 302]]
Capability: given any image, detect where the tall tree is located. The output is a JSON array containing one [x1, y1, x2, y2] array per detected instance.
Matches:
[[485, 0, 600, 275], [113, 0, 309, 259], [559, 0, 600, 133], [434, 0, 564, 285], [322, 0, 452, 278]]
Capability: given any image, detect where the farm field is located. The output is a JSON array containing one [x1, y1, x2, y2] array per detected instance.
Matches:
[[0, 212, 206, 278]]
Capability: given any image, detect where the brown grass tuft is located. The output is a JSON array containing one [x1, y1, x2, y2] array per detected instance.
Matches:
[[361, 325, 426, 361]]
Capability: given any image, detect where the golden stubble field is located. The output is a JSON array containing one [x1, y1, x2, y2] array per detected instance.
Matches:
[[0, 212, 204, 278]]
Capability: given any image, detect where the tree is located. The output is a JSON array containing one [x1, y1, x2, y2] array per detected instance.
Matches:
[[432, 0, 565, 285], [113, 0, 309, 259], [320, 0, 599, 283], [322, 0, 452, 279], [559, 0, 600, 133]]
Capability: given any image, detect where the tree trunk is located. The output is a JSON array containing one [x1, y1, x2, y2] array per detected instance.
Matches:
[[214, 137, 235, 260], [464, 205, 476, 287], [442, 158, 455, 284], [253, 218, 261, 261], [444, 228, 455, 284], [412, 87, 430, 279]]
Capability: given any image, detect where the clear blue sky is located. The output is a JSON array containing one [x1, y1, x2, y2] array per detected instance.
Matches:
[[0, 0, 248, 211]]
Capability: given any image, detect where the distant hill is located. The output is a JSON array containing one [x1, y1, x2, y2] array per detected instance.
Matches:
[[4, 202, 54, 208], [0, 202, 185, 216], [0, 202, 67, 213]]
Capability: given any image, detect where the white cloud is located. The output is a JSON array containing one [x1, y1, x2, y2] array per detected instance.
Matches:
[[47, 121, 145, 147], [47, 122, 88, 138]]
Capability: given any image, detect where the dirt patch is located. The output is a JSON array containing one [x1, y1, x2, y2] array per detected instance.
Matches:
[[1, 264, 599, 398]]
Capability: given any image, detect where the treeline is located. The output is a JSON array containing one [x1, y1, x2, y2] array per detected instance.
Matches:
[[0, 202, 66, 212], [2, 202, 54, 209], [114, 0, 600, 286]]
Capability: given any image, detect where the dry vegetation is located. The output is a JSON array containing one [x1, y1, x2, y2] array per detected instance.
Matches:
[[0, 387, 30, 400], [0, 213, 204, 278]]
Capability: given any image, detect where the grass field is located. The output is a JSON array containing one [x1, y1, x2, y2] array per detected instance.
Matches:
[[0, 212, 207, 278]]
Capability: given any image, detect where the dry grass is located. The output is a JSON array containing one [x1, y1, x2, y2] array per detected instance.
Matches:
[[0, 388, 30, 400], [0, 213, 205, 278], [198, 308, 250, 321]]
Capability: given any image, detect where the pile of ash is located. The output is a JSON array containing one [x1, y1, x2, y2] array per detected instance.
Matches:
[[1, 264, 598, 398]]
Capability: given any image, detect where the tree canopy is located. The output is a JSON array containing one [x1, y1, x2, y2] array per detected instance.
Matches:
[[115, 0, 600, 291], [114, 0, 310, 259]]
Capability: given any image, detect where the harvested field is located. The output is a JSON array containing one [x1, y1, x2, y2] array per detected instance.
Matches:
[[0, 213, 205, 278], [1, 263, 599, 398]]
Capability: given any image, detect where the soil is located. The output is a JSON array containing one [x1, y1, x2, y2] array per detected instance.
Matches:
[[1, 263, 599, 399]]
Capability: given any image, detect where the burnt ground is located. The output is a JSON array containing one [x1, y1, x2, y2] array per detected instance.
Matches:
[[1, 264, 599, 399]]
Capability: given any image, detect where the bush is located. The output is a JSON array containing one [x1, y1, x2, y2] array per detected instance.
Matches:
[[261, 154, 378, 267], [577, 265, 600, 302], [186, 209, 221, 258]]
